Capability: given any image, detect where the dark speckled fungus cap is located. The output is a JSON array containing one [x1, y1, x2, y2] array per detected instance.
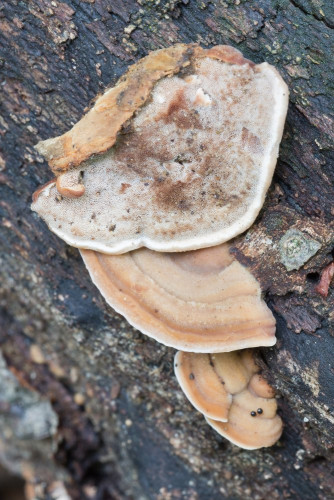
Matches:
[[32, 44, 288, 254]]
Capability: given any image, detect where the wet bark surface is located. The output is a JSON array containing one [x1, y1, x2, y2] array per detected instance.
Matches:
[[0, 1, 333, 499]]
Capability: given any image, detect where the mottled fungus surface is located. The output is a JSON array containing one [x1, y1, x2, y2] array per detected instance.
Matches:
[[32, 44, 288, 254], [30, 44, 286, 450], [80, 243, 276, 352], [175, 350, 283, 449]]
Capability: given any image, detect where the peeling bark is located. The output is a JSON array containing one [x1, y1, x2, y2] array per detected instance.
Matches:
[[0, 1, 333, 499]]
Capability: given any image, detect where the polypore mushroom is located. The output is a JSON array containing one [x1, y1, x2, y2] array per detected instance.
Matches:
[[174, 350, 282, 449], [80, 243, 276, 352], [32, 44, 288, 254], [174, 350, 256, 421]]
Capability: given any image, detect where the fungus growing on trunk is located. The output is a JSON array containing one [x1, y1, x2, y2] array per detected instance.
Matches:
[[80, 243, 276, 352], [30, 43, 288, 450], [175, 350, 282, 449], [32, 44, 288, 254]]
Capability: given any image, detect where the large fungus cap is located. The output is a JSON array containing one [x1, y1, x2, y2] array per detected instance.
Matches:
[[80, 243, 276, 352], [32, 44, 288, 254], [175, 350, 283, 449]]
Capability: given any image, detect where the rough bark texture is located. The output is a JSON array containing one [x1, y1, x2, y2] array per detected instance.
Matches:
[[0, 1, 333, 499]]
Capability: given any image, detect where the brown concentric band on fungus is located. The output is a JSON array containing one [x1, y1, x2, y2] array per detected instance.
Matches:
[[80, 243, 276, 352], [32, 44, 288, 254], [174, 350, 283, 450]]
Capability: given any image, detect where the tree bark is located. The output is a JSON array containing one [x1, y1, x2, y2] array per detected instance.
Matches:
[[0, 1, 333, 499]]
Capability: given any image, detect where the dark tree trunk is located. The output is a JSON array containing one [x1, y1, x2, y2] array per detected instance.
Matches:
[[0, 1, 333, 499]]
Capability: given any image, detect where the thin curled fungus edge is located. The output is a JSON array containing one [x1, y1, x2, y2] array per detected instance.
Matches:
[[79, 243, 276, 352], [174, 350, 283, 450]]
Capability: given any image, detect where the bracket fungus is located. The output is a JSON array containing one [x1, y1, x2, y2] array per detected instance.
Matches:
[[174, 350, 283, 450], [80, 243, 276, 352], [31, 43, 289, 450], [32, 44, 288, 254]]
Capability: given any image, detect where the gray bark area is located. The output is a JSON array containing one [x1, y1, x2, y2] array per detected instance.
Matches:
[[0, 1, 333, 499]]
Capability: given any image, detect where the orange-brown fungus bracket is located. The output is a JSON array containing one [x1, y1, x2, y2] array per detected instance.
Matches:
[[175, 350, 283, 450], [80, 243, 276, 352]]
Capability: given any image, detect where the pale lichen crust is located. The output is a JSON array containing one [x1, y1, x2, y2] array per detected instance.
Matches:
[[279, 228, 321, 271]]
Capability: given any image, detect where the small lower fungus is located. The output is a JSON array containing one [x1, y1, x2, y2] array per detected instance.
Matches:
[[80, 243, 276, 352], [175, 350, 282, 450], [174, 351, 233, 421], [32, 43, 288, 254]]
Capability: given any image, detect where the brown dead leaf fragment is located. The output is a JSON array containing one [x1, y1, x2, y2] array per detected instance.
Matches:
[[315, 261, 334, 297]]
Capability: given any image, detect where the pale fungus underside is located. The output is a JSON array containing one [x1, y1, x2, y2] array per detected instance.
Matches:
[[32, 44, 288, 254], [174, 350, 283, 450], [80, 243, 276, 352]]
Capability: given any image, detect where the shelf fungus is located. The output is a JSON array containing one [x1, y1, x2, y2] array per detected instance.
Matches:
[[174, 350, 283, 449], [32, 43, 288, 254], [80, 243, 276, 352], [31, 43, 288, 450]]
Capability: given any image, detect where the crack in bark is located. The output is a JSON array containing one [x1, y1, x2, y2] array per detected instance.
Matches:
[[289, 0, 334, 29]]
